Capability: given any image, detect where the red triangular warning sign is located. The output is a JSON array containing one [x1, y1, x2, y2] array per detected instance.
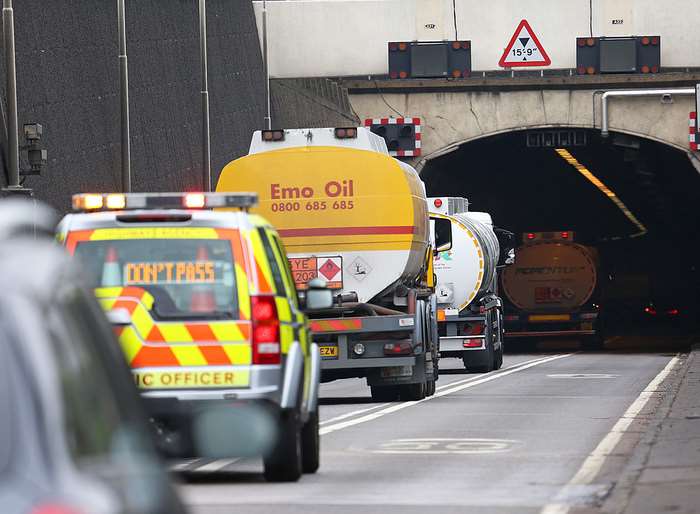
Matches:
[[498, 19, 551, 68]]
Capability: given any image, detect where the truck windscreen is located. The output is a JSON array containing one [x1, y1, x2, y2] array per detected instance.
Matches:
[[74, 239, 238, 320]]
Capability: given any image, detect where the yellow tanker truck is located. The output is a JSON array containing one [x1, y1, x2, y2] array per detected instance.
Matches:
[[217, 127, 439, 401]]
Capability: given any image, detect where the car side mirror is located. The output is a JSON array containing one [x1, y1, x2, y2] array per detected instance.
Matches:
[[305, 278, 334, 310], [494, 228, 516, 268]]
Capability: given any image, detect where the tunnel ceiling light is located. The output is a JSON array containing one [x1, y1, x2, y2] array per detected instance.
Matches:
[[554, 148, 647, 238]]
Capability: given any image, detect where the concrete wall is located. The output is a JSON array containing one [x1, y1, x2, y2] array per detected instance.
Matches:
[[253, 0, 700, 77], [348, 89, 698, 166], [0, 0, 266, 210], [271, 78, 359, 129]]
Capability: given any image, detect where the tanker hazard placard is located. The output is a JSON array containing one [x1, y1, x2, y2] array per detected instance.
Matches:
[[289, 256, 343, 290]]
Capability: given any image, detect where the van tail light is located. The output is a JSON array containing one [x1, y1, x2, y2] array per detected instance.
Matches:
[[644, 306, 657, 316], [251, 296, 280, 365]]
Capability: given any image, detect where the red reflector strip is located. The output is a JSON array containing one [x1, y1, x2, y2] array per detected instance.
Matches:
[[463, 340, 484, 348], [279, 226, 415, 238], [310, 319, 363, 333]]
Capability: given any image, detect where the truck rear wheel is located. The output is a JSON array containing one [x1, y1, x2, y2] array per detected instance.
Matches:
[[463, 343, 494, 373], [494, 344, 504, 370], [582, 335, 605, 351], [264, 409, 303, 482], [399, 381, 426, 401], [301, 409, 320, 474], [371, 385, 399, 402], [426, 378, 436, 396]]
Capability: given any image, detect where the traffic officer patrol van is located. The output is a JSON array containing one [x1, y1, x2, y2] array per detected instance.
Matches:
[[57, 192, 324, 482]]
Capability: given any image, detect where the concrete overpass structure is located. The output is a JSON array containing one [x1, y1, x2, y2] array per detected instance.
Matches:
[[254, 0, 700, 166], [254, 0, 700, 299]]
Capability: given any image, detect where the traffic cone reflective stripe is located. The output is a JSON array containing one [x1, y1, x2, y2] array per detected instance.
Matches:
[[102, 246, 122, 286], [190, 245, 216, 312]]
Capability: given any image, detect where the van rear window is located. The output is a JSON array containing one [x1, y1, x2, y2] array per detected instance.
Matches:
[[74, 238, 238, 320]]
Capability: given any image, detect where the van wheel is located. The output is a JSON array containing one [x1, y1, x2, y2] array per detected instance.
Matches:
[[399, 381, 426, 401], [264, 409, 302, 482], [371, 385, 399, 402], [301, 409, 320, 474]]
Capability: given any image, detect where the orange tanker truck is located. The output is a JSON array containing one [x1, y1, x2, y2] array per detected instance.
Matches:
[[501, 231, 603, 348]]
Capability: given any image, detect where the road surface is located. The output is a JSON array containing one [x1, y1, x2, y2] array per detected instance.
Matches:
[[177, 349, 679, 514]]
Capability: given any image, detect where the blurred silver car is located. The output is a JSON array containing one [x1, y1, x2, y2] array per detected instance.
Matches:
[[0, 199, 187, 514]]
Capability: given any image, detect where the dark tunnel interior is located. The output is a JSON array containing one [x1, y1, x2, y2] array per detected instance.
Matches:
[[422, 129, 700, 334]]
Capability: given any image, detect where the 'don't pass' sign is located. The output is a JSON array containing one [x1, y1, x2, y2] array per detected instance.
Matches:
[[499, 19, 551, 68]]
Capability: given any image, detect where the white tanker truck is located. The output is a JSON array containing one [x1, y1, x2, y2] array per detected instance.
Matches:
[[218, 127, 440, 401], [429, 197, 514, 372]]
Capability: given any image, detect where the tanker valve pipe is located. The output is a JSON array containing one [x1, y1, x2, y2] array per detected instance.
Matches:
[[600, 87, 695, 137]]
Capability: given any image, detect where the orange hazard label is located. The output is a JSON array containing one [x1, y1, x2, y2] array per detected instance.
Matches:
[[289, 256, 343, 290]]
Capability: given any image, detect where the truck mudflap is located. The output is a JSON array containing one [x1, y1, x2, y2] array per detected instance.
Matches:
[[504, 311, 598, 338], [310, 314, 419, 371]]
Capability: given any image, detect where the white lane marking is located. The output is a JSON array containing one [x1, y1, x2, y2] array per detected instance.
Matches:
[[540, 355, 680, 514], [547, 374, 620, 379], [319, 357, 550, 428], [370, 438, 518, 455], [320, 404, 386, 426], [170, 458, 202, 471], [320, 353, 572, 436], [435, 356, 554, 391], [190, 458, 240, 473]]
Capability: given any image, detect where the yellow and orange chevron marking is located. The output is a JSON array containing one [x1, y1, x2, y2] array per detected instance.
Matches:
[[96, 287, 252, 369], [310, 318, 363, 333]]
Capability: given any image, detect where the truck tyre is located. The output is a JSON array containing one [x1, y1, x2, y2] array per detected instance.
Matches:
[[494, 344, 504, 370], [301, 409, 320, 474], [464, 342, 494, 373], [582, 335, 605, 351], [264, 409, 303, 482], [399, 381, 426, 401], [426, 378, 436, 396], [371, 385, 399, 402]]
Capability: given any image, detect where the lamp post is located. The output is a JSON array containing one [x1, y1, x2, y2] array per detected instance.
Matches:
[[199, 0, 211, 191], [3, 0, 19, 189], [262, 0, 271, 130], [117, 0, 131, 192]]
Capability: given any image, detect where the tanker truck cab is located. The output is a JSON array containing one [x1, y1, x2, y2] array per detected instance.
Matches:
[[57, 192, 322, 482], [501, 231, 602, 349], [429, 197, 509, 373], [217, 127, 441, 402]]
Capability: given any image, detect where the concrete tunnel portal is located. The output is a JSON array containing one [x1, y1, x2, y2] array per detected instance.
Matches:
[[420, 128, 700, 326]]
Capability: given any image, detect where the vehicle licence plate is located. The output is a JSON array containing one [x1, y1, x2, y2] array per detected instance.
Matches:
[[380, 366, 413, 378], [319, 345, 338, 358]]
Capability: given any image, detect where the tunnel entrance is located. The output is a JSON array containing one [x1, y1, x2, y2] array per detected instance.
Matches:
[[421, 128, 700, 336]]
